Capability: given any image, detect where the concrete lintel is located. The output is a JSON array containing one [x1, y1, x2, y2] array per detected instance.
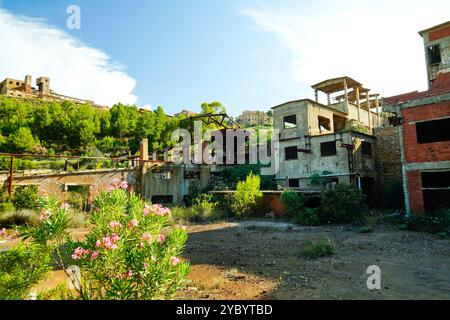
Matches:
[[385, 93, 450, 111], [406, 161, 450, 171]]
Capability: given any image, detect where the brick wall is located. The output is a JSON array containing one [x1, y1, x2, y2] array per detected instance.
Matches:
[[429, 25, 450, 41], [402, 101, 450, 164], [407, 170, 425, 214]]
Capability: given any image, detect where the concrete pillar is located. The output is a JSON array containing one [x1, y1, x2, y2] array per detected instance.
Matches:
[[355, 86, 361, 122], [367, 90, 372, 132], [138, 139, 149, 196], [375, 95, 380, 127], [140, 139, 149, 161], [343, 79, 349, 113]]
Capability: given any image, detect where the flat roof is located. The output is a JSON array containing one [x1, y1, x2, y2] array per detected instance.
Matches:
[[271, 98, 348, 116], [311, 76, 363, 94], [418, 20, 450, 36]]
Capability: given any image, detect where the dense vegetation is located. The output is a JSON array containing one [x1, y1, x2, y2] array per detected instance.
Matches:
[[0, 97, 230, 157]]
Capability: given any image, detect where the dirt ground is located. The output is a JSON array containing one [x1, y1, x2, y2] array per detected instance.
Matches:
[[2, 220, 449, 300], [177, 220, 450, 300]]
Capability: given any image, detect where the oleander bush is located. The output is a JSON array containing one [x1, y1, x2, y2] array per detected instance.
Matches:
[[18, 180, 190, 300]]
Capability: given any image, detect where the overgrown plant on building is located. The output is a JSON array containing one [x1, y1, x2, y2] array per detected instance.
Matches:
[[231, 173, 263, 217], [18, 180, 190, 300]]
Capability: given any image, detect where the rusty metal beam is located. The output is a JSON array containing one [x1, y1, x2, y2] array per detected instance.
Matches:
[[8, 155, 14, 197]]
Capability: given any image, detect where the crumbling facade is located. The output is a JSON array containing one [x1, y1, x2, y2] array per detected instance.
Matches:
[[0, 74, 107, 109], [383, 21, 450, 215], [273, 77, 383, 193]]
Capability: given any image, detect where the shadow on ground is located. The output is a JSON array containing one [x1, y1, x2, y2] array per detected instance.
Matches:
[[180, 220, 450, 300]]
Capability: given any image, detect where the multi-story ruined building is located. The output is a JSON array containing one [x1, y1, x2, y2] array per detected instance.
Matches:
[[236, 110, 272, 126], [273, 76, 383, 193], [383, 21, 450, 216], [0, 74, 107, 109]]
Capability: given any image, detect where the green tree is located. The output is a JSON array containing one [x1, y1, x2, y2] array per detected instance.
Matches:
[[8, 127, 39, 152], [231, 173, 263, 217]]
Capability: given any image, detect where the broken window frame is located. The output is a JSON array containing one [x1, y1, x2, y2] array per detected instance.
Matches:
[[288, 179, 300, 188], [320, 141, 337, 157], [283, 115, 297, 129], [318, 116, 332, 133], [428, 44, 441, 65], [361, 141, 373, 157], [285, 146, 298, 160], [416, 118, 450, 144]]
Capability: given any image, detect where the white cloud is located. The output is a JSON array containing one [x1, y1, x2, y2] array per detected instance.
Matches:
[[242, 0, 450, 97], [0, 8, 137, 106]]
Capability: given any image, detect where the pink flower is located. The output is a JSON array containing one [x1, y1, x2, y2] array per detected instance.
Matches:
[[143, 204, 151, 216], [126, 270, 134, 279], [39, 209, 52, 220], [60, 203, 70, 210], [109, 221, 123, 229], [144, 263, 149, 269], [141, 232, 153, 243], [156, 234, 166, 244], [115, 274, 124, 279], [91, 251, 99, 260], [0, 228, 6, 238], [128, 219, 139, 229], [119, 181, 128, 190], [96, 234, 120, 250], [146, 204, 171, 216], [171, 256, 180, 266], [72, 247, 90, 260]]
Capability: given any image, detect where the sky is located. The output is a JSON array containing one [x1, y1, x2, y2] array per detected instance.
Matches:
[[0, 0, 448, 116]]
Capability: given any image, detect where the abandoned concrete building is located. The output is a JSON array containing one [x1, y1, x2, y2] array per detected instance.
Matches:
[[273, 76, 384, 193], [0, 74, 107, 109], [383, 21, 450, 216], [236, 110, 272, 126]]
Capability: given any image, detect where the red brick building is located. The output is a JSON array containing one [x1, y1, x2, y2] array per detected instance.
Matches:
[[384, 21, 450, 216]]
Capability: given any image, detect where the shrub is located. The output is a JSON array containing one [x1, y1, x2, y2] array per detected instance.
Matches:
[[280, 190, 306, 217], [0, 210, 40, 228], [37, 284, 74, 300], [231, 173, 263, 217], [19, 182, 190, 300], [406, 207, 450, 234], [12, 185, 39, 210], [295, 207, 319, 226], [302, 238, 335, 259], [0, 201, 15, 213], [319, 184, 369, 224], [171, 194, 225, 223], [0, 244, 51, 300]]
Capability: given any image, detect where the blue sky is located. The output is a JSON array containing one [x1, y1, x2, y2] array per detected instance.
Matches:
[[0, 0, 449, 116]]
